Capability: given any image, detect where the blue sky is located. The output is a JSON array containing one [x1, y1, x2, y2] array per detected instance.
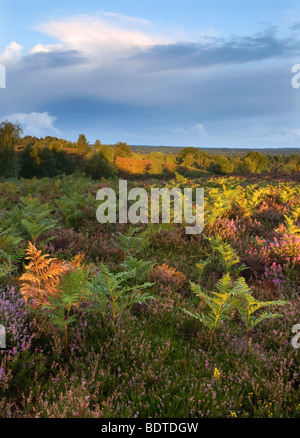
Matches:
[[0, 0, 300, 148]]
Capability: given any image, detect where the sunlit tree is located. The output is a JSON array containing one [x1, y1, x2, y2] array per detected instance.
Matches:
[[0, 121, 22, 178]]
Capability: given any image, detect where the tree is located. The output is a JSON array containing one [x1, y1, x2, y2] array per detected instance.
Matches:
[[19, 145, 75, 178], [113, 142, 132, 158], [240, 157, 257, 174], [177, 147, 199, 166], [22, 135, 38, 147], [19, 145, 57, 178], [177, 148, 212, 169], [244, 152, 268, 173], [195, 151, 212, 169], [76, 134, 90, 154], [210, 155, 233, 175], [0, 121, 22, 146], [232, 157, 243, 173], [0, 121, 22, 178], [82, 152, 116, 179], [54, 149, 76, 175], [19, 145, 38, 178], [148, 161, 164, 176], [163, 153, 177, 164], [95, 141, 115, 163]]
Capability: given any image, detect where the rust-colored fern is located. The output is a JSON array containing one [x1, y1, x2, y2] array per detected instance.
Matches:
[[19, 242, 69, 310], [69, 253, 86, 269]]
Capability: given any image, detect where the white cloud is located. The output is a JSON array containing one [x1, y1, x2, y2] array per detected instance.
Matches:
[[0, 42, 24, 64], [1, 112, 60, 137], [172, 124, 210, 138], [190, 124, 210, 137], [32, 13, 170, 60], [29, 43, 64, 55]]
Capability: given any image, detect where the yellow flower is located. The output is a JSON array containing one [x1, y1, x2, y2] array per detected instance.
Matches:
[[264, 401, 273, 417], [213, 367, 221, 382], [230, 412, 237, 418]]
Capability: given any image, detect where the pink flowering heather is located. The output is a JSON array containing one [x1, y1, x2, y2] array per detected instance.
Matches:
[[250, 234, 300, 278], [0, 287, 34, 355]]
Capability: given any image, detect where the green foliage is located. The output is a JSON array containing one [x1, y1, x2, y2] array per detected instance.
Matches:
[[114, 227, 149, 258], [43, 267, 89, 350], [0, 144, 18, 178], [205, 187, 233, 223], [176, 148, 212, 170], [87, 264, 155, 326], [76, 134, 90, 154], [196, 235, 246, 281], [240, 156, 257, 173], [182, 274, 288, 344], [241, 186, 265, 216], [0, 229, 24, 278], [244, 152, 268, 173], [55, 194, 86, 228], [0, 121, 20, 178], [94, 142, 115, 163], [231, 277, 288, 337], [120, 255, 154, 285], [19, 144, 75, 178], [209, 155, 233, 175], [208, 235, 245, 274], [82, 151, 117, 179], [148, 161, 164, 176], [0, 121, 22, 146], [113, 142, 132, 158], [182, 274, 235, 344], [280, 214, 300, 236], [8, 196, 57, 243]]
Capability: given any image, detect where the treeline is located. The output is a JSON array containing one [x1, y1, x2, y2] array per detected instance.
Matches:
[[0, 122, 117, 180], [0, 121, 299, 180], [131, 145, 300, 157]]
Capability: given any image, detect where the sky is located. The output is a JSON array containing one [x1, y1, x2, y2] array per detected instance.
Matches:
[[0, 0, 300, 148]]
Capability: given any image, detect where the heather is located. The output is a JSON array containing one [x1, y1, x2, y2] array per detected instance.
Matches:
[[0, 172, 299, 418]]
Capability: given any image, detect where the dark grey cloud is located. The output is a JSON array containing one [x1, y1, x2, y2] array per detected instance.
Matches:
[[129, 27, 300, 72], [21, 50, 88, 69], [13, 25, 300, 76]]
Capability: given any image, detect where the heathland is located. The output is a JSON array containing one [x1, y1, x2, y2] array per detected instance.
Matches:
[[0, 121, 299, 418]]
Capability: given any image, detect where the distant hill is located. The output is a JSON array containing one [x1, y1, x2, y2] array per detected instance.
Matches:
[[130, 145, 300, 156]]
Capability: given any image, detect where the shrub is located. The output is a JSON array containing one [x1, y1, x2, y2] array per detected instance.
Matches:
[[82, 152, 116, 180]]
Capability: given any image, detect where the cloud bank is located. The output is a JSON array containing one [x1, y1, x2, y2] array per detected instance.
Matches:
[[0, 12, 299, 147]]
